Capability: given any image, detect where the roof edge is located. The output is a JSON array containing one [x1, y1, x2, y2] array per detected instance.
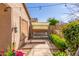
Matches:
[[22, 3, 31, 20]]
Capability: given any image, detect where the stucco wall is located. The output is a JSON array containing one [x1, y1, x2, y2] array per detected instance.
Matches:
[[0, 4, 11, 50], [11, 7, 21, 49], [32, 22, 49, 30], [0, 3, 30, 50], [7, 3, 30, 49], [21, 19, 28, 38]]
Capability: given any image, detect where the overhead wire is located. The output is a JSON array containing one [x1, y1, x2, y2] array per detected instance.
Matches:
[[28, 3, 79, 22], [28, 3, 64, 8]]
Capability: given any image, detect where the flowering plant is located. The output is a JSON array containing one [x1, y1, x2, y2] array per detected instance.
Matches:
[[15, 50, 25, 56], [0, 49, 25, 56]]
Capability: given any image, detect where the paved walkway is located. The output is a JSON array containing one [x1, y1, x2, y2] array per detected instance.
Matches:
[[27, 39, 57, 56], [28, 44, 52, 56], [20, 39, 57, 56], [21, 39, 57, 56]]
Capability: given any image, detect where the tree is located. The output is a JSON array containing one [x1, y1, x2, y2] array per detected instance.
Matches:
[[48, 18, 59, 25]]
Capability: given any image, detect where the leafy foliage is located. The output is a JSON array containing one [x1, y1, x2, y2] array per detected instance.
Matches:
[[53, 51, 68, 56], [61, 20, 79, 30], [48, 18, 59, 25], [50, 34, 68, 50], [62, 21, 79, 55], [4, 48, 14, 56]]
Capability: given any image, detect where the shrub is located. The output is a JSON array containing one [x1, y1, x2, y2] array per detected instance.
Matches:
[[62, 23, 79, 55], [50, 34, 68, 50], [61, 20, 79, 30], [63, 24, 79, 45], [53, 51, 68, 56]]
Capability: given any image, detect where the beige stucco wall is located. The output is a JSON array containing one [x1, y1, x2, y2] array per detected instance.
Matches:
[[21, 19, 28, 38], [9, 4, 30, 49], [1, 3, 30, 50], [0, 4, 11, 50], [32, 22, 49, 30]]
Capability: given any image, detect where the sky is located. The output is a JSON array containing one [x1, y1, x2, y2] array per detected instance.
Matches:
[[26, 3, 78, 23]]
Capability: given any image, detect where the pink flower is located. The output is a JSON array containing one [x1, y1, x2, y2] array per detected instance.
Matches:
[[15, 50, 25, 56]]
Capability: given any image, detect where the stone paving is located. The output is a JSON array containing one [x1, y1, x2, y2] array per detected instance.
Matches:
[[20, 38, 58, 56], [20, 39, 58, 56], [28, 44, 52, 56]]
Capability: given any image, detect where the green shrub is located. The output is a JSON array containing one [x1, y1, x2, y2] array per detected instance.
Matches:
[[63, 24, 79, 45], [53, 51, 67, 56], [61, 20, 79, 30], [62, 23, 79, 55], [50, 34, 68, 50]]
